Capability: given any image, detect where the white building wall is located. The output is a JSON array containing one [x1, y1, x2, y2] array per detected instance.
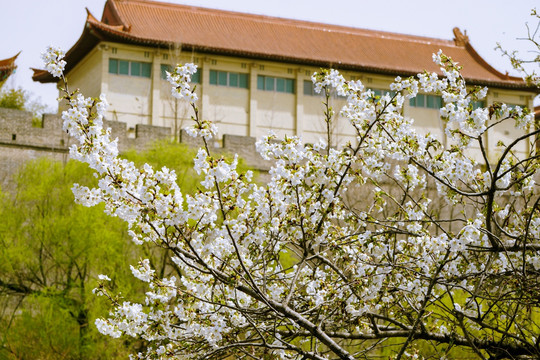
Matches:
[[65, 42, 536, 158]]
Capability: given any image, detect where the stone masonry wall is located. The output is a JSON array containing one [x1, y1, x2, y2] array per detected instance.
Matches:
[[0, 108, 271, 189]]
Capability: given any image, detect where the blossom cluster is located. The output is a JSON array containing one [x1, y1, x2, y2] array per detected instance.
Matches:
[[41, 46, 66, 78], [42, 45, 540, 360]]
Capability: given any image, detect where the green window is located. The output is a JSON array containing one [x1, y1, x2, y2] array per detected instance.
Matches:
[[471, 100, 485, 110], [426, 95, 442, 108], [108, 59, 118, 74], [119, 60, 129, 75], [160, 64, 172, 79], [141, 63, 151, 78], [109, 58, 150, 78], [304, 80, 314, 95], [258, 75, 294, 94], [209, 70, 248, 88], [131, 62, 141, 76], [238, 73, 248, 88], [161, 64, 200, 83], [410, 94, 442, 109], [285, 79, 294, 93], [218, 71, 228, 86], [265, 77, 275, 91], [191, 69, 201, 83], [229, 72, 238, 87], [276, 78, 285, 92], [368, 88, 396, 102], [209, 70, 217, 84]]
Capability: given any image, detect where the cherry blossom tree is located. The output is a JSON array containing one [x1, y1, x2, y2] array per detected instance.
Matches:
[[42, 46, 539, 359], [497, 8, 540, 88]]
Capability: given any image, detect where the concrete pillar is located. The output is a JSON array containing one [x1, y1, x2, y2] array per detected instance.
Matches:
[[295, 69, 304, 137], [150, 52, 161, 126], [99, 44, 112, 121], [248, 64, 258, 138], [99, 44, 110, 99], [200, 58, 210, 123]]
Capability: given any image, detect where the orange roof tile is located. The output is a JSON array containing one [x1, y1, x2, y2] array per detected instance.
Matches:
[[33, 0, 536, 92]]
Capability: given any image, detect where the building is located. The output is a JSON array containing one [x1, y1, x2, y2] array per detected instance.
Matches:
[[0, 52, 19, 88], [33, 0, 538, 156]]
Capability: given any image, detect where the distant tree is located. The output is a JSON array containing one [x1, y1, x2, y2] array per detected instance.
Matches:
[[0, 88, 25, 110], [0, 159, 137, 359], [0, 141, 203, 359], [0, 87, 51, 126]]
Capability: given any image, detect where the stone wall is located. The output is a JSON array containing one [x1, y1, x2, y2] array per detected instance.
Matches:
[[0, 108, 271, 189]]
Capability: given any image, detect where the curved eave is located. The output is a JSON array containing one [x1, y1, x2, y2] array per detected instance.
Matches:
[[0, 52, 20, 82], [0, 51, 20, 70]]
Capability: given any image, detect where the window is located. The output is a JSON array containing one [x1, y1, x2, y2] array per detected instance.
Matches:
[[471, 100, 485, 110], [304, 80, 318, 96], [160, 64, 200, 83], [367, 88, 396, 102], [258, 75, 294, 94], [209, 70, 248, 88], [109, 59, 151, 78], [409, 94, 442, 109], [304, 80, 347, 98], [505, 103, 525, 110]]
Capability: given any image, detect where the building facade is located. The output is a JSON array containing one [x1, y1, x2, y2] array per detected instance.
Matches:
[[33, 0, 538, 157]]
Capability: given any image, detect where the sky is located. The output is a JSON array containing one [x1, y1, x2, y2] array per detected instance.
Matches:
[[1, 0, 538, 112]]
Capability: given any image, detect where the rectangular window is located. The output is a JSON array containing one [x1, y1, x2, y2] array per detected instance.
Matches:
[[276, 77, 285, 92], [108, 59, 118, 74], [410, 94, 442, 109], [191, 70, 201, 84], [265, 77, 275, 91], [161, 64, 200, 83], [426, 95, 441, 108], [209, 70, 248, 88], [119, 60, 129, 75], [109, 58, 150, 78], [285, 79, 294, 94], [238, 73, 248, 88], [160, 64, 172, 79], [131, 62, 141, 76], [209, 70, 217, 85], [229, 72, 238, 87], [141, 62, 151, 77], [218, 71, 228, 86], [304, 80, 314, 96], [471, 100, 484, 110], [258, 75, 294, 94]]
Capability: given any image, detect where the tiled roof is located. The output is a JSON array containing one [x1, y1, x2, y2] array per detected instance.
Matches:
[[0, 52, 19, 85], [33, 0, 535, 91]]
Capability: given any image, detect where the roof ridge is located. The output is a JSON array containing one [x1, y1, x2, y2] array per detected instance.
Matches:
[[111, 0, 457, 47], [33, 0, 536, 92]]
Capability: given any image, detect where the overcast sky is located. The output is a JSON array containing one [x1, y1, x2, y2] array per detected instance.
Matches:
[[1, 0, 538, 111]]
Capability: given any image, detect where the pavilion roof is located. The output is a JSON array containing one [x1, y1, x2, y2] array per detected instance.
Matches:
[[0, 52, 20, 87]]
